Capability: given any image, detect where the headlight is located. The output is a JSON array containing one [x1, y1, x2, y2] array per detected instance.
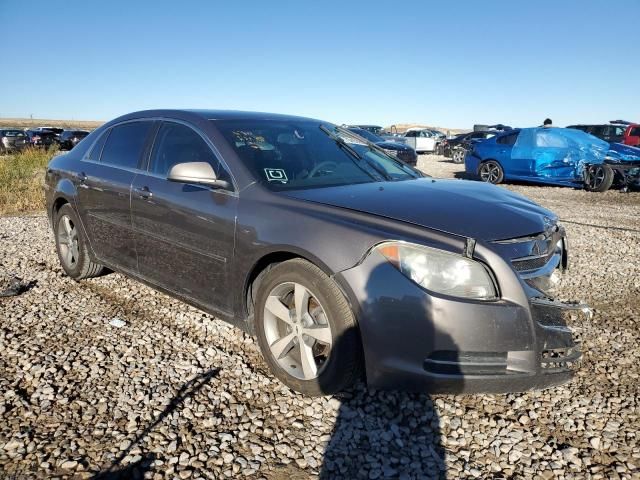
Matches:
[[375, 241, 497, 300]]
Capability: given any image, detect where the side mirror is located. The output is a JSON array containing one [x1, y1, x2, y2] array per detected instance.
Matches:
[[167, 162, 230, 189]]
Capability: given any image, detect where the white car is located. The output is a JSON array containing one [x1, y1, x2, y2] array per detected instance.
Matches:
[[395, 128, 438, 154]]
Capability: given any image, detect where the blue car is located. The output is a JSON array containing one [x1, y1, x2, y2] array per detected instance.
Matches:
[[465, 127, 640, 192]]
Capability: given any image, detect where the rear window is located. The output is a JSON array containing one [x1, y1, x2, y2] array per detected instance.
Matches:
[[1, 130, 26, 137], [100, 122, 153, 169]]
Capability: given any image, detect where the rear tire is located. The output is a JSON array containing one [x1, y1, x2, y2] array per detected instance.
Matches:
[[478, 160, 504, 184], [452, 148, 466, 164], [54, 203, 104, 280], [584, 164, 614, 192], [254, 259, 362, 396]]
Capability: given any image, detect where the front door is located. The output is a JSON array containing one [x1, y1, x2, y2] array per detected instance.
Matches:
[[76, 121, 154, 272], [131, 121, 237, 314]]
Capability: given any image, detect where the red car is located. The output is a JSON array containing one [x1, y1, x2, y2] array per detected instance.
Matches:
[[623, 123, 640, 146]]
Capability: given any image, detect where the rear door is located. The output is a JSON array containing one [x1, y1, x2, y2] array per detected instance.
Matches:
[[131, 121, 237, 314], [76, 121, 155, 272], [495, 131, 522, 175]]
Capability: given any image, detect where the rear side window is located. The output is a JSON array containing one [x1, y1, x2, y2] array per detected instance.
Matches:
[[100, 122, 153, 169], [149, 122, 229, 182], [86, 130, 110, 161], [497, 132, 519, 145]]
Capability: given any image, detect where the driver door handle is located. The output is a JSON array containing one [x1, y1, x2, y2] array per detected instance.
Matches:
[[134, 186, 153, 199]]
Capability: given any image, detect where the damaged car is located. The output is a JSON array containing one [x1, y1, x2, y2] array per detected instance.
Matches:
[[465, 127, 640, 191], [45, 109, 588, 396]]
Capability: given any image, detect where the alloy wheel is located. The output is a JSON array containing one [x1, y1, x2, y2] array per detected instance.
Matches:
[[57, 214, 79, 269], [262, 282, 333, 380], [586, 166, 605, 189], [480, 162, 502, 183]]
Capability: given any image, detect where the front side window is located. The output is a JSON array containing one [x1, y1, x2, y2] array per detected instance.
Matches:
[[536, 131, 569, 148], [630, 127, 640, 137], [149, 122, 227, 181], [214, 120, 420, 191], [100, 121, 153, 169]]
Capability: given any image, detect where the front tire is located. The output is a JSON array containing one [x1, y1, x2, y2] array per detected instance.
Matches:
[[254, 259, 362, 396], [479, 160, 504, 184], [54, 203, 104, 280], [584, 164, 614, 192]]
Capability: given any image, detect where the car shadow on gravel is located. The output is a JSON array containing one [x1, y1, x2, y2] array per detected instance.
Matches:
[[319, 264, 462, 479], [90, 368, 220, 479]]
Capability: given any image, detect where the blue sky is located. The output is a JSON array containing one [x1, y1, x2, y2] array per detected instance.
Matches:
[[1, 0, 638, 129]]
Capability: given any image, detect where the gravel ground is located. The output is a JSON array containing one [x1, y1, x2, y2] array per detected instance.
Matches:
[[1, 155, 639, 479]]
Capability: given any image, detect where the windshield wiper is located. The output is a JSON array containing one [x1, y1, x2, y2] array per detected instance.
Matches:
[[319, 124, 362, 160], [319, 125, 395, 181], [333, 126, 421, 180]]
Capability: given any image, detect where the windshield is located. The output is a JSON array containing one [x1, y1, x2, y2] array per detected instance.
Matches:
[[348, 127, 383, 143], [214, 119, 420, 191]]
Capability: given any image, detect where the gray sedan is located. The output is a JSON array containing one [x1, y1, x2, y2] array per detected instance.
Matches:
[[44, 109, 588, 396], [0, 129, 29, 153]]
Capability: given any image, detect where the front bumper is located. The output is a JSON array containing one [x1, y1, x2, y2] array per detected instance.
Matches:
[[335, 247, 588, 394]]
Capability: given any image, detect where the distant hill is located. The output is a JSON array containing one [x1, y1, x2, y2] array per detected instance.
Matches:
[[0, 118, 468, 135], [0, 118, 103, 130], [385, 123, 468, 135]]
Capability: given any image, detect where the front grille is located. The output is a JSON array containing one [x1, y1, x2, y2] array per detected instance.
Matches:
[[512, 256, 549, 271], [540, 346, 581, 371], [424, 351, 508, 375]]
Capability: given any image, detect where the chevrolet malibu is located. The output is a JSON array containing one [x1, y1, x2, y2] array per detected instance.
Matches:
[[45, 110, 588, 396]]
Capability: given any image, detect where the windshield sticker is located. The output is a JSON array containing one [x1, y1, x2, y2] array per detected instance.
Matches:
[[264, 168, 288, 183]]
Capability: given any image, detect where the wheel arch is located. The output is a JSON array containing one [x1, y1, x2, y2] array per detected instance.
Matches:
[[477, 158, 506, 180], [243, 249, 334, 319], [242, 248, 360, 335]]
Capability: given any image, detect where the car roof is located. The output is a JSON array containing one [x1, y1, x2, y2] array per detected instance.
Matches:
[[112, 109, 326, 124]]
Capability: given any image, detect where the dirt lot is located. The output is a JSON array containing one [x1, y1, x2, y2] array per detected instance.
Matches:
[[1, 155, 639, 479]]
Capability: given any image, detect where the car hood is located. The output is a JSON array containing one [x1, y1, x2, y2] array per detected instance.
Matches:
[[608, 142, 640, 162], [375, 141, 413, 151], [284, 178, 556, 241]]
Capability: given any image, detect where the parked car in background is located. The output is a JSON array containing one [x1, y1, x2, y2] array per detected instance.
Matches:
[[440, 130, 499, 162], [347, 127, 418, 166], [45, 109, 587, 396], [567, 122, 640, 147], [59, 130, 90, 150], [0, 129, 29, 153], [25, 129, 58, 148], [465, 127, 640, 192], [33, 126, 64, 138], [349, 124, 384, 135], [398, 128, 438, 153]]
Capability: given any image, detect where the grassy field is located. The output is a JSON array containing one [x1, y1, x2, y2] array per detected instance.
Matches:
[[0, 118, 103, 130], [0, 147, 57, 215]]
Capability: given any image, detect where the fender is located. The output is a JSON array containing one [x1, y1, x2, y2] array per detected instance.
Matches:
[[50, 176, 98, 260]]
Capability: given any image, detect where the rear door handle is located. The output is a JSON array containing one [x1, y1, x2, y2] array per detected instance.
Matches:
[[134, 186, 153, 199]]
